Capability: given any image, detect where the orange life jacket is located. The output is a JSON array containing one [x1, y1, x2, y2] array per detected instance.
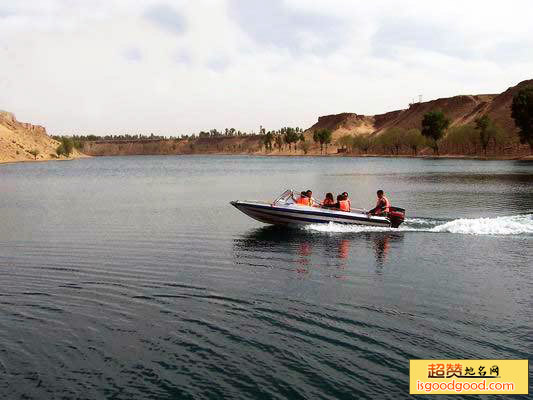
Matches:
[[323, 198, 335, 206], [376, 196, 390, 213], [296, 196, 310, 206], [339, 200, 350, 211]]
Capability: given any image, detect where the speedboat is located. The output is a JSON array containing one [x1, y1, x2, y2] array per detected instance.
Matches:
[[230, 189, 405, 228]]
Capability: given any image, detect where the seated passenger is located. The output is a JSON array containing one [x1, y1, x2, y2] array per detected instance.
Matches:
[[342, 192, 351, 210], [322, 193, 335, 207], [368, 190, 390, 216], [339, 193, 351, 212], [295, 191, 310, 206], [329, 194, 343, 210], [305, 190, 316, 207]]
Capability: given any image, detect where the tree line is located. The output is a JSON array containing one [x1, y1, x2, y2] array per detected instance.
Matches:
[[50, 86, 533, 157]]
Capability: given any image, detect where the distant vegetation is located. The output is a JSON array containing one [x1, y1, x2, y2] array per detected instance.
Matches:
[[421, 110, 450, 155], [335, 111, 513, 157], [28, 149, 40, 160], [56, 137, 74, 157], [52, 99, 532, 158], [313, 129, 332, 153], [511, 86, 533, 152]]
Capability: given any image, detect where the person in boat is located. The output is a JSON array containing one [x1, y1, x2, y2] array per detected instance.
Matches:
[[342, 192, 351, 209], [326, 194, 347, 211], [338, 193, 351, 212], [305, 190, 318, 206], [296, 190, 316, 206], [321, 193, 335, 207], [368, 189, 390, 216], [295, 191, 310, 206]]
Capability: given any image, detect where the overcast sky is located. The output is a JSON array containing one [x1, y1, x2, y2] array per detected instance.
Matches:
[[1, 0, 532, 135]]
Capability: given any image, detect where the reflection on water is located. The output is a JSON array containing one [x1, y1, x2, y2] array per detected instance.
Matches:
[[233, 226, 404, 272]]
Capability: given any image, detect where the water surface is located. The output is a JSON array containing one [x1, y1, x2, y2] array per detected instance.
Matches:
[[1, 156, 532, 399]]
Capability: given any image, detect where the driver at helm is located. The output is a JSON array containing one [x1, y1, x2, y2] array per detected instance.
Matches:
[[368, 190, 390, 216]]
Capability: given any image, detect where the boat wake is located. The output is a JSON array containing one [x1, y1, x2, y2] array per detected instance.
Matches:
[[305, 214, 533, 236]]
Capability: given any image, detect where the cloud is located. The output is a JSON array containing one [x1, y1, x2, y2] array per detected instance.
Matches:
[[173, 49, 192, 65], [372, 17, 473, 60], [123, 47, 142, 62], [206, 56, 229, 72], [143, 3, 186, 35], [227, 0, 347, 55], [0, 0, 532, 135]]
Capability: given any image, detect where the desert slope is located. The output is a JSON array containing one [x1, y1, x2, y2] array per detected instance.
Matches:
[[0, 111, 82, 163], [306, 79, 533, 141]]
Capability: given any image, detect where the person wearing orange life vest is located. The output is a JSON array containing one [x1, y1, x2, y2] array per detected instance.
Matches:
[[368, 189, 390, 216], [296, 190, 316, 206], [338, 193, 351, 212], [342, 192, 351, 210], [295, 191, 310, 206]]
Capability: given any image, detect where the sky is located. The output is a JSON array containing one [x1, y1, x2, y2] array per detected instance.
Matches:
[[0, 0, 532, 135]]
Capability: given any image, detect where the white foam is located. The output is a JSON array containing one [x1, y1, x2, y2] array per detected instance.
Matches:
[[429, 214, 533, 235], [305, 214, 533, 236]]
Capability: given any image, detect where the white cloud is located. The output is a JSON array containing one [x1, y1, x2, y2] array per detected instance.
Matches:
[[0, 0, 532, 135]]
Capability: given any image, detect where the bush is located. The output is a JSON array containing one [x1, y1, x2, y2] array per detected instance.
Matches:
[[56, 137, 74, 157], [28, 149, 40, 160]]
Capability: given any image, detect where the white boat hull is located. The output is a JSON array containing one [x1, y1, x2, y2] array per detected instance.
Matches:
[[230, 201, 392, 227]]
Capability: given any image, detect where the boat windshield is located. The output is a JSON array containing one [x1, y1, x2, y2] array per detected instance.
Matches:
[[272, 189, 295, 205]]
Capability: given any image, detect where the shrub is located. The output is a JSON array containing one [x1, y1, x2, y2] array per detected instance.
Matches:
[[28, 149, 40, 160]]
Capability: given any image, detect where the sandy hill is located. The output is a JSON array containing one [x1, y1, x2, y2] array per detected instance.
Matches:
[[0, 111, 82, 163], [306, 79, 533, 141]]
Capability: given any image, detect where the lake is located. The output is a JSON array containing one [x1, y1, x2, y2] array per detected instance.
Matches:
[[0, 155, 532, 399]]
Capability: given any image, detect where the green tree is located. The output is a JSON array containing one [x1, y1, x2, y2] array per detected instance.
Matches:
[[313, 129, 332, 154], [475, 115, 504, 156], [404, 128, 425, 156], [511, 86, 533, 152], [421, 110, 450, 155], [58, 137, 74, 156], [283, 127, 299, 151], [29, 149, 40, 160], [274, 134, 283, 151], [263, 131, 274, 151]]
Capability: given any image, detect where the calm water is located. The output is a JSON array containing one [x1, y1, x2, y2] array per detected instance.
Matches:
[[1, 156, 532, 399]]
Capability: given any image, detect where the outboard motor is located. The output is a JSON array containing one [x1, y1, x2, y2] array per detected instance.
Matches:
[[388, 206, 405, 228]]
